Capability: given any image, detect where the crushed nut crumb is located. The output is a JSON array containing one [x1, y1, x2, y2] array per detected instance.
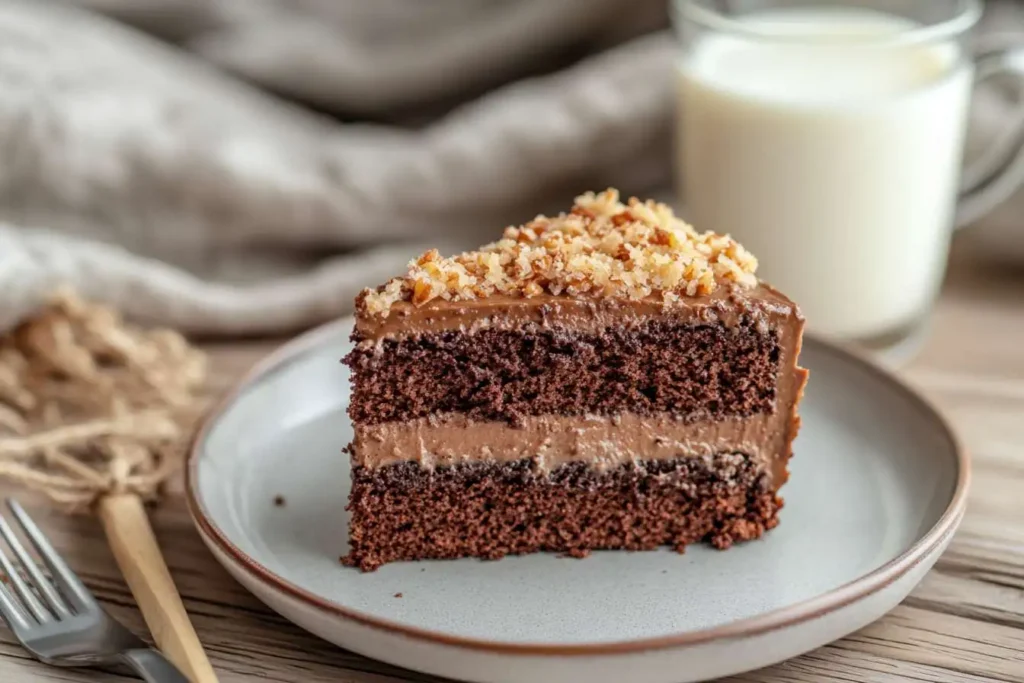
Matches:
[[273, 495, 286, 507], [360, 189, 758, 318], [394, 592, 403, 598]]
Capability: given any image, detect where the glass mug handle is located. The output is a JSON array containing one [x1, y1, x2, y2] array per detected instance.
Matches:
[[957, 45, 1024, 228]]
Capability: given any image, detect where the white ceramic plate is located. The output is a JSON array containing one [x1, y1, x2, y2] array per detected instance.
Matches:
[[186, 318, 969, 683]]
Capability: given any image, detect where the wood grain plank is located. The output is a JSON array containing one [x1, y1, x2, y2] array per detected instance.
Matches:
[[841, 607, 1024, 682], [907, 571, 1024, 629], [725, 644, 1010, 683]]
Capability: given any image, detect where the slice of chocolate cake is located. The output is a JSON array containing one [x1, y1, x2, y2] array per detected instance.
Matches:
[[343, 189, 807, 572]]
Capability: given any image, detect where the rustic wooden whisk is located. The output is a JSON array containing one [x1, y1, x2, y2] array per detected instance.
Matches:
[[0, 290, 216, 682]]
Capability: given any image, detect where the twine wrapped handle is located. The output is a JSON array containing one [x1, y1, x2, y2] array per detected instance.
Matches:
[[0, 290, 217, 682]]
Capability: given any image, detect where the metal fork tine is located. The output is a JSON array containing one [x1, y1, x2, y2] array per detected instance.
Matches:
[[0, 579, 32, 632], [6, 501, 95, 611], [0, 537, 52, 624], [0, 515, 71, 620]]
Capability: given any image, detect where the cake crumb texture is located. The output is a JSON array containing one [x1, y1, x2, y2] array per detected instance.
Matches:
[[347, 319, 779, 425], [360, 189, 758, 318], [343, 454, 780, 572]]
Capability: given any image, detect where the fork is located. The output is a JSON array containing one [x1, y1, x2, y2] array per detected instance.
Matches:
[[0, 499, 188, 682]]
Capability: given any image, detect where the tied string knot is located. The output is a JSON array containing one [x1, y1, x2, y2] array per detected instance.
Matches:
[[0, 289, 207, 512]]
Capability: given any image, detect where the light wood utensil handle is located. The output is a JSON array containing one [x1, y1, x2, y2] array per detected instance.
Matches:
[[98, 493, 218, 683]]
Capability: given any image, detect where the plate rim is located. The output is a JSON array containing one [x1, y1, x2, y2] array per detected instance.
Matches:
[[185, 317, 970, 656]]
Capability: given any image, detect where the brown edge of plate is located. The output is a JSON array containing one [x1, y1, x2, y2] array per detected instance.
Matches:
[[184, 317, 971, 657]]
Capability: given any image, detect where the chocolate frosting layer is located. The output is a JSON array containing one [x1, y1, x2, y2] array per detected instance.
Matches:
[[353, 411, 790, 484], [354, 281, 797, 345]]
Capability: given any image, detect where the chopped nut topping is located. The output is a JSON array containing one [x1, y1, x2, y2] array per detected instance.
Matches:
[[361, 189, 758, 318]]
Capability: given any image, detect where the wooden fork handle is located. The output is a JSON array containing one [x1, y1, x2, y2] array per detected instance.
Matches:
[[98, 493, 218, 683]]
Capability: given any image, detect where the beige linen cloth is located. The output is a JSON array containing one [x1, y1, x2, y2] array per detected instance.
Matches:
[[1, 0, 1023, 335]]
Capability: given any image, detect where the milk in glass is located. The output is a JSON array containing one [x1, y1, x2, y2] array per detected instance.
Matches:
[[677, 7, 973, 339]]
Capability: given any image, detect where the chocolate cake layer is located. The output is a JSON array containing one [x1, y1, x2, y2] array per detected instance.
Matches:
[[346, 318, 780, 426], [343, 454, 781, 572]]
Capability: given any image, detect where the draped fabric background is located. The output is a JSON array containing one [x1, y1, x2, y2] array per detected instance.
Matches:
[[1, 0, 1023, 334]]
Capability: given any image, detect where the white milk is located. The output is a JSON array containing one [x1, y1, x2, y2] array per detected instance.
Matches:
[[677, 7, 974, 339]]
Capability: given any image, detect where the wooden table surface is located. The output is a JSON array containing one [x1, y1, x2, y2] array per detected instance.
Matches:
[[2, 252, 1023, 683]]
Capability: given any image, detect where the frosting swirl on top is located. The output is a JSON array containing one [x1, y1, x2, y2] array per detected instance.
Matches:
[[359, 189, 759, 319]]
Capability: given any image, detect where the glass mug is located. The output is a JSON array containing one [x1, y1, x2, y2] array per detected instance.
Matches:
[[672, 0, 1023, 360]]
